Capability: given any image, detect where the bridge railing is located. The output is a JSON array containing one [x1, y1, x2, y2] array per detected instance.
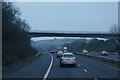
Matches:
[[29, 30, 116, 34]]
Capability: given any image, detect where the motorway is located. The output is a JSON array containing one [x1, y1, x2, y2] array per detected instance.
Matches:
[[4, 52, 119, 80]]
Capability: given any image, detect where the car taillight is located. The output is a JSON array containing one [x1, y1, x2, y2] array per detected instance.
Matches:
[[61, 58, 65, 60], [72, 58, 76, 60]]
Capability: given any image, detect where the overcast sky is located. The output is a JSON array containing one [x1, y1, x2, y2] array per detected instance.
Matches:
[[15, 2, 118, 33]]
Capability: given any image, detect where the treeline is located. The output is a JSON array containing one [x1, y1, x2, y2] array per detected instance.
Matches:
[[2, 2, 38, 67], [63, 39, 119, 53]]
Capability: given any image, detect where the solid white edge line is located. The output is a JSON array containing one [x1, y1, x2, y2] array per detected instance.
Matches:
[[43, 54, 53, 80]]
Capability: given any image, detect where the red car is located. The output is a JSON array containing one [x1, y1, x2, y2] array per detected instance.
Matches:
[[49, 50, 58, 53], [101, 51, 109, 56], [63, 51, 69, 53]]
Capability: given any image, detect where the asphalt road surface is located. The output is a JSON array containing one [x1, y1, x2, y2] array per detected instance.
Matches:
[[4, 52, 119, 80]]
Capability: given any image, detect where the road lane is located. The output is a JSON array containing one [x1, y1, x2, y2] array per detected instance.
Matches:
[[75, 54, 118, 78], [5, 52, 51, 78], [48, 53, 119, 79], [43, 54, 53, 80], [48, 54, 94, 78]]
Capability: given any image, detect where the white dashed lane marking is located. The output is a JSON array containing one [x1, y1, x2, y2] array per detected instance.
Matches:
[[83, 69, 87, 72], [78, 64, 81, 66]]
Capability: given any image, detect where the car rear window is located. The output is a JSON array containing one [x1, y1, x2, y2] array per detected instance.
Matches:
[[58, 51, 63, 54], [102, 51, 107, 53], [63, 55, 74, 58]]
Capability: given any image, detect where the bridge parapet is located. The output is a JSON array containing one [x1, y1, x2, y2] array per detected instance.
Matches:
[[29, 30, 116, 34], [29, 30, 120, 39]]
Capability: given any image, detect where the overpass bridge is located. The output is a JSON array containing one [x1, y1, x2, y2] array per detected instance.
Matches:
[[29, 30, 120, 39]]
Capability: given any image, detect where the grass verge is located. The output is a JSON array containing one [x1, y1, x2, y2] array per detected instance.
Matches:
[[2, 53, 42, 78]]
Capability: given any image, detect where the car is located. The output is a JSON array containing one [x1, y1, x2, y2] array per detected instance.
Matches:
[[101, 51, 108, 56], [57, 51, 64, 58], [60, 53, 76, 67], [83, 49, 88, 53], [63, 51, 68, 53]]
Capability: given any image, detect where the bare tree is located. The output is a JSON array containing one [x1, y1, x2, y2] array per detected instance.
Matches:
[[110, 24, 118, 34]]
